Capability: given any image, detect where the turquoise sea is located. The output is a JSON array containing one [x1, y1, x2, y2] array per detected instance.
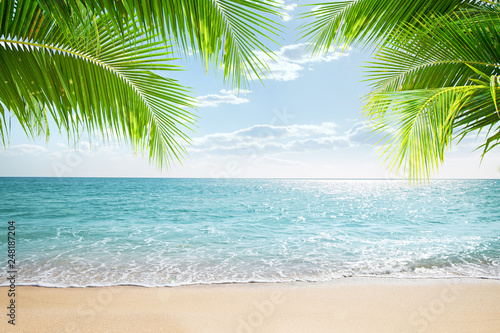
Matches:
[[1, 177, 500, 287]]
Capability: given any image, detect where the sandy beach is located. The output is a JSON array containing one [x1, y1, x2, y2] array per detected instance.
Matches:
[[1, 278, 499, 332]]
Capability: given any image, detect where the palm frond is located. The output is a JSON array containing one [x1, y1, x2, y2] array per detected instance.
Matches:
[[368, 86, 477, 181], [0, 1, 196, 167], [363, 8, 500, 180], [365, 9, 500, 110], [35, 0, 284, 87], [299, 0, 478, 54]]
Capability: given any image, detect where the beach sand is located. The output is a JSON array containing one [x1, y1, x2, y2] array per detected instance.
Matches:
[[1, 278, 499, 332]]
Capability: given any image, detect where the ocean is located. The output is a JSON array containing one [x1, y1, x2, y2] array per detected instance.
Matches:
[[1, 177, 499, 287]]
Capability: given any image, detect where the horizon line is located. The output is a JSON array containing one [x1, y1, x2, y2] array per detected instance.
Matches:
[[1, 176, 499, 180]]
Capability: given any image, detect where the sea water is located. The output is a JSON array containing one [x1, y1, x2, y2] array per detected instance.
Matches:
[[1, 177, 499, 287]]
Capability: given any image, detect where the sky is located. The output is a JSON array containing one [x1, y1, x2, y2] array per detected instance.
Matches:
[[1, 0, 500, 179]]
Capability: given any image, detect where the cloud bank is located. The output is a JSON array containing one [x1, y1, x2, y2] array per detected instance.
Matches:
[[197, 89, 252, 108], [189, 122, 369, 155]]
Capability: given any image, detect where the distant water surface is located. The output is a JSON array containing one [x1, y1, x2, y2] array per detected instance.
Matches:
[[1, 178, 499, 287]]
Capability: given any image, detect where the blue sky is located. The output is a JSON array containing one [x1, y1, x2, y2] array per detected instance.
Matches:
[[1, 0, 500, 178]]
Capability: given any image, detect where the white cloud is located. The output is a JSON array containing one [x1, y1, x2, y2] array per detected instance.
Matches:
[[279, 43, 348, 64], [255, 156, 307, 167], [254, 43, 350, 81], [257, 53, 304, 81], [345, 122, 400, 147], [274, 0, 297, 21], [312, 5, 324, 12], [193, 122, 338, 145], [189, 122, 358, 155], [346, 122, 373, 144], [197, 89, 252, 108], [0, 144, 47, 156]]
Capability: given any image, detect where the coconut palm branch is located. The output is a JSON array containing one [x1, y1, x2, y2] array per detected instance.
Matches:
[[300, 0, 500, 180], [0, 1, 195, 167], [35, 0, 284, 87], [299, 0, 486, 54], [364, 8, 500, 180]]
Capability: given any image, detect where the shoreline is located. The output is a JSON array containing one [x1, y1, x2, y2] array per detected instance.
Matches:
[[0, 275, 500, 289], [3, 275, 500, 288], [1, 278, 500, 332]]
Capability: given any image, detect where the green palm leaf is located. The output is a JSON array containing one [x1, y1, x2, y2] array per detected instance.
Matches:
[[0, 1, 195, 167], [299, 0, 476, 54], [368, 86, 477, 180], [300, 0, 500, 180], [364, 8, 500, 180], [35, 0, 284, 87]]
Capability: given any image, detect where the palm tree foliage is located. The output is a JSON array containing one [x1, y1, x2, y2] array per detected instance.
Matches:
[[0, 0, 282, 167], [300, 0, 476, 53], [34, 0, 283, 86], [302, 0, 500, 180]]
